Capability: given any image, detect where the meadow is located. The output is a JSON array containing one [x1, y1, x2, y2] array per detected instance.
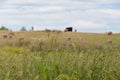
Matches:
[[0, 30, 120, 80]]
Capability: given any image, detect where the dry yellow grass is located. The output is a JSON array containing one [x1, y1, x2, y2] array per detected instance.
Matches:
[[0, 30, 120, 80]]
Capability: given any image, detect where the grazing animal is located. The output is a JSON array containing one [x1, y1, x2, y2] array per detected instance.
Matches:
[[64, 27, 73, 32], [107, 32, 112, 35], [9, 35, 12, 39], [9, 32, 14, 36], [3, 35, 8, 39]]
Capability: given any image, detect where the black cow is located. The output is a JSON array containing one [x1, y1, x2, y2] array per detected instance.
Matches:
[[64, 27, 73, 32]]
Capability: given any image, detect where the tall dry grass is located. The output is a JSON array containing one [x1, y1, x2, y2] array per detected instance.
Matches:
[[0, 31, 120, 80]]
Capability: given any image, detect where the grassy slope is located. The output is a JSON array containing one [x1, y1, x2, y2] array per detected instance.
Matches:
[[0, 30, 120, 80]]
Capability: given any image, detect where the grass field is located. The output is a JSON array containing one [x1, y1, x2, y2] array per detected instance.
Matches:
[[0, 30, 120, 80]]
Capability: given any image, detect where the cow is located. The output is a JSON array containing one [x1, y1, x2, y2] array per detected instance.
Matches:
[[64, 27, 73, 32], [107, 32, 112, 35], [3, 35, 8, 39], [9, 32, 14, 36], [9, 35, 12, 39]]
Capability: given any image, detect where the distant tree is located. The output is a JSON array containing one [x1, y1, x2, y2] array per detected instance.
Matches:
[[20, 26, 27, 31], [0, 26, 9, 30], [31, 26, 34, 31]]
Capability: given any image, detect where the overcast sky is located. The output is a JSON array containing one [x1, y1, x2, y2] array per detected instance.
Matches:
[[0, 0, 120, 32]]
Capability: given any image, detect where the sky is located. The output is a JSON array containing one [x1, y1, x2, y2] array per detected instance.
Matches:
[[0, 0, 120, 32]]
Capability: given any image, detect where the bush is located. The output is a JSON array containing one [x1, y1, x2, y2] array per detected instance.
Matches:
[[0, 26, 9, 30]]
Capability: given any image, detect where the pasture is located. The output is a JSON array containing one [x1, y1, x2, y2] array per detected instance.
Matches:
[[0, 30, 120, 80]]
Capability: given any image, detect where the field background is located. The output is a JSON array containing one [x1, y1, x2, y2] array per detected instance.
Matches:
[[0, 30, 120, 80]]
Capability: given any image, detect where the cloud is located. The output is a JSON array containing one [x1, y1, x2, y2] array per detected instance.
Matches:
[[81, 0, 120, 3], [98, 9, 120, 17], [23, 6, 64, 13], [72, 20, 105, 29], [0, 0, 119, 32]]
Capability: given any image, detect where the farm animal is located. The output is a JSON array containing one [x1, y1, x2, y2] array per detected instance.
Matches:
[[3, 35, 8, 38], [9, 32, 14, 36], [107, 32, 112, 35], [9, 35, 12, 39], [64, 27, 73, 32]]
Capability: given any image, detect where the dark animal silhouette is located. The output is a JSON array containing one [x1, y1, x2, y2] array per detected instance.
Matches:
[[3, 35, 8, 39], [107, 32, 112, 35], [64, 27, 73, 32], [9, 35, 12, 39]]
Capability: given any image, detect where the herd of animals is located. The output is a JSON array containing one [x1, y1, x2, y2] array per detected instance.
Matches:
[[2, 27, 113, 43], [2, 32, 24, 42]]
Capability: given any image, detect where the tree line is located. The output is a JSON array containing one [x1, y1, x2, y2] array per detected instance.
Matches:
[[0, 26, 33, 31]]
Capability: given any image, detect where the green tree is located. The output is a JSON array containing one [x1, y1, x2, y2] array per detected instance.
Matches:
[[31, 26, 34, 31], [0, 26, 9, 30], [20, 26, 27, 31]]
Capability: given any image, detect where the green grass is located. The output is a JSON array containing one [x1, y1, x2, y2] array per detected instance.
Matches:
[[0, 30, 120, 80]]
